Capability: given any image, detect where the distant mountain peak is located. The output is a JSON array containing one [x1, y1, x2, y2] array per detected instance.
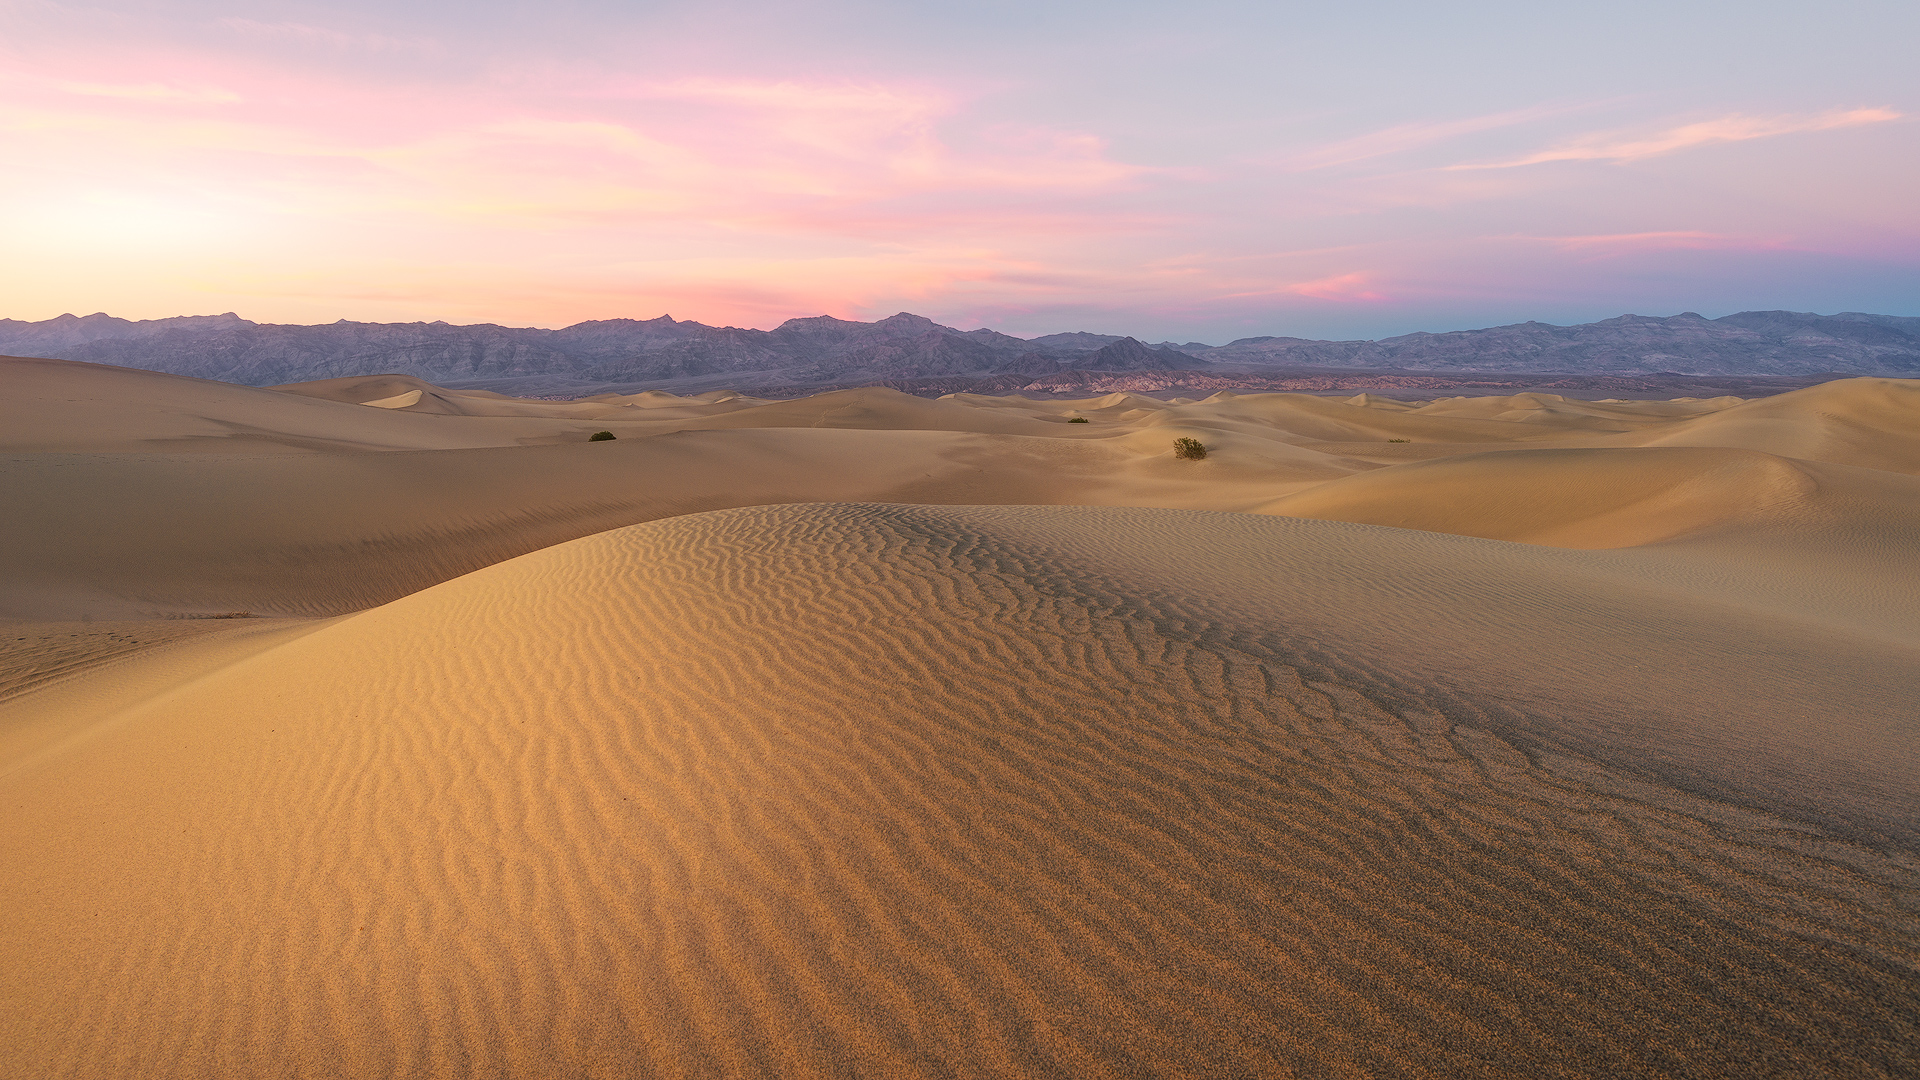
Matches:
[[0, 307, 1913, 390], [873, 312, 940, 329], [774, 314, 865, 334]]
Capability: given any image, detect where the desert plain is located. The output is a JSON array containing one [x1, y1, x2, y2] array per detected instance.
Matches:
[[2, 354, 1917, 1077]]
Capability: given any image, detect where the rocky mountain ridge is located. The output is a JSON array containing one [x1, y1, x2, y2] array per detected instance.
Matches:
[[0, 308, 1914, 392], [0, 310, 1196, 388], [1204, 311, 1920, 376]]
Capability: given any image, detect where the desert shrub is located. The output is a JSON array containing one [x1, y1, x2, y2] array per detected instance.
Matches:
[[589, 431, 616, 442], [1388, 438, 1410, 443], [1067, 416, 1090, 423], [1172, 437, 1207, 460]]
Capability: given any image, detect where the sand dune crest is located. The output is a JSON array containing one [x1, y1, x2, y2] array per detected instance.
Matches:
[[1256, 445, 1821, 547], [360, 388, 424, 409]]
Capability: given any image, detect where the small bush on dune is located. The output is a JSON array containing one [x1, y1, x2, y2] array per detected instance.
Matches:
[[1388, 438, 1410, 443], [1067, 416, 1090, 423], [1172, 437, 1208, 460], [589, 431, 616, 442]]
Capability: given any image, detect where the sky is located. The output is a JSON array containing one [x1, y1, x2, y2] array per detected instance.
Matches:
[[1, 0, 1915, 342]]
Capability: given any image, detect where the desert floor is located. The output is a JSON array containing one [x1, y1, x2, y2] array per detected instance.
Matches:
[[2, 356, 1916, 1078]]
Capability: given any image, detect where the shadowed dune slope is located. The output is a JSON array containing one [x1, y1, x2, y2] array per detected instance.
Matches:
[[0, 428, 1285, 620], [272, 374, 467, 408], [1256, 445, 1825, 548], [0, 356, 505, 452], [1614, 377, 1920, 472], [11, 358, 1914, 468], [1407, 391, 1744, 430], [1, 504, 1914, 1080], [274, 374, 764, 421], [10, 362, 1920, 633], [1255, 446, 1920, 646]]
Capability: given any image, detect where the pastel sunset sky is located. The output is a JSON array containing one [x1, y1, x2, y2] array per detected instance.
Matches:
[[2, 0, 1914, 340]]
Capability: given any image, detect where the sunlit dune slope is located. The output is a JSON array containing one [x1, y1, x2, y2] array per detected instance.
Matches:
[[1, 504, 1913, 1080], [1607, 377, 1920, 473], [671, 386, 1067, 435], [9, 358, 1920, 637], [0, 426, 1346, 619], [0, 356, 628, 451], [1250, 445, 1920, 646], [274, 373, 505, 409], [960, 388, 1621, 444], [19, 356, 1913, 466], [1409, 391, 1742, 429], [274, 374, 774, 421], [1257, 445, 1830, 548]]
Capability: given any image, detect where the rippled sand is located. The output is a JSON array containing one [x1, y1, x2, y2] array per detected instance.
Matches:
[[2, 358, 1917, 1077]]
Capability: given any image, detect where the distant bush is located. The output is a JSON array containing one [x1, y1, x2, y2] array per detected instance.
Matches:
[[1388, 438, 1410, 443], [1067, 416, 1090, 423], [589, 431, 616, 442], [1172, 437, 1207, 460]]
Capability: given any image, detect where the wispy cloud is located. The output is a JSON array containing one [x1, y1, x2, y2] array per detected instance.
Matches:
[[1531, 231, 1749, 251], [0, 63, 1152, 254], [215, 18, 426, 54], [0, 16, 1909, 334], [1225, 272, 1385, 303], [1288, 271, 1384, 302], [638, 77, 947, 116], [1454, 107, 1902, 169], [1491, 231, 1802, 265], [588, 79, 1148, 195], [1285, 103, 1586, 171], [51, 81, 240, 104]]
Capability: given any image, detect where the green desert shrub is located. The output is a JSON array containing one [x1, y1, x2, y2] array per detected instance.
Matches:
[[1388, 438, 1410, 443], [589, 430, 616, 442], [1172, 437, 1208, 460], [1067, 416, 1090, 423]]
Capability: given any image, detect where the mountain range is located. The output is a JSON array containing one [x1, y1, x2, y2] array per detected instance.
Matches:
[[1, 308, 1915, 393]]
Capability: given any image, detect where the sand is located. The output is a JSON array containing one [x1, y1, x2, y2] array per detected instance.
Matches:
[[2, 356, 1917, 1077]]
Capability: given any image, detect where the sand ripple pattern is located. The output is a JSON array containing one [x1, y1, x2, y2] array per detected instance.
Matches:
[[2, 505, 1915, 1078]]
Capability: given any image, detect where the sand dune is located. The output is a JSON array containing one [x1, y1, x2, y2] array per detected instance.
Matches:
[[12, 363, 1918, 622], [1613, 377, 1920, 473], [1409, 390, 1743, 429], [4, 357, 1919, 1077], [2, 504, 1914, 1078], [1258, 445, 1822, 548], [360, 388, 424, 409], [277, 373, 774, 422], [0, 429, 1135, 619]]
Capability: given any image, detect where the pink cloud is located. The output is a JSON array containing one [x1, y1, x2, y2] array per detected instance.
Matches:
[[637, 76, 949, 121], [1284, 102, 1590, 171], [1454, 107, 1902, 169], [1222, 272, 1387, 303], [1287, 272, 1386, 302], [51, 80, 241, 104], [1527, 231, 1781, 254], [214, 18, 427, 54], [0, 57, 1148, 237], [0, 45, 1172, 327], [0, 28, 1910, 336]]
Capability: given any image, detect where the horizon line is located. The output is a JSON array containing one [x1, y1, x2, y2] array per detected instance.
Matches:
[[5, 305, 1909, 347]]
